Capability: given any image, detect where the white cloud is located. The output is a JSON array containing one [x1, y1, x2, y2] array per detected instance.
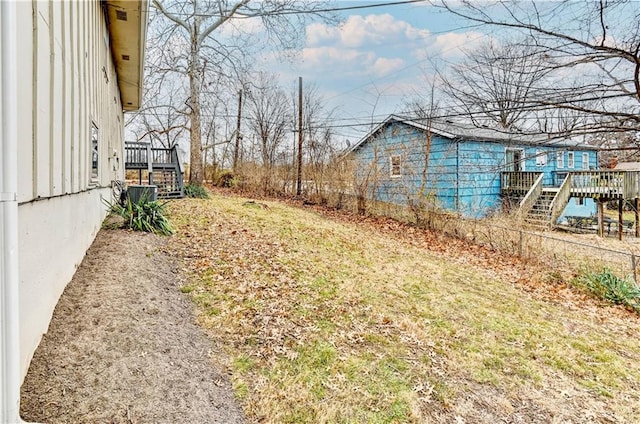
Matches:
[[307, 14, 430, 49], [300, 46, 376, 71], [372, 57, 405, 77], [306, 22, 341, 46], [218, 16, 265, 37], [299, 14, 429, 79], [431, 31, 486, 58]]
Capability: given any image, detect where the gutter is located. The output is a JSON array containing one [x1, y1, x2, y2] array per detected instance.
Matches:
[[1, 1, 22, 422]]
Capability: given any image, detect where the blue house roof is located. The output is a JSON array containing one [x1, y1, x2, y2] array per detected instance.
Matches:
[[347, 115, 599, 153]]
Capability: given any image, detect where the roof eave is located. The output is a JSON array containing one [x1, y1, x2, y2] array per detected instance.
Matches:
[[105, 0, 148, 111]]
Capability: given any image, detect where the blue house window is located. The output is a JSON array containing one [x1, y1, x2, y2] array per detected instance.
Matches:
[[536, 149, 547, 166], [582, 152, 589, 170], [506, 148, 524, 171], [568, 151, 575, 169], [390, 155, 402, 178], [556, 151, 564, 169]]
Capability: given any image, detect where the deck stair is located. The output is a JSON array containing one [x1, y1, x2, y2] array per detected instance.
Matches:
[[525, 190, 556, 229], [124, 142, 184, 199]]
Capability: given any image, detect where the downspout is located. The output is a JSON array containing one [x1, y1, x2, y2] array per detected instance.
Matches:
[[0, 0, 22, 422]]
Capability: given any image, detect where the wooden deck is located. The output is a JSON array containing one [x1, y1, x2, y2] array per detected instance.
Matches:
[[501, 170, 640, 239], [501, 170, 640, 200], [124, 142, 184, 198]]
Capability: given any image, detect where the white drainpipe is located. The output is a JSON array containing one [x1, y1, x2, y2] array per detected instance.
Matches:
[[1, 0, 22, 422]]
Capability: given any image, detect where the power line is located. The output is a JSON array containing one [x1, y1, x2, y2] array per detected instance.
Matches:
[[151, 0, 430, 19], [241, 0, 429, 17]]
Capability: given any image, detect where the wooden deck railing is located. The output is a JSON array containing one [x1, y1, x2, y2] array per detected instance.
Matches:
[[501, 172, 543, 192], [516, 172, 544, 219], [502, 170, 640, 200], [550, 173, 572, 225], [125, 142, 177, 167], [570, 170, 626, 199]]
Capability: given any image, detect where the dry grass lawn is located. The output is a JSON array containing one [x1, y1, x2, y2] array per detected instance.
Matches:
[[168, 193, 640, 423]]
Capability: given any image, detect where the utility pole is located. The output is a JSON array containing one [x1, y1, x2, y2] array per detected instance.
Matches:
[[296, 77, 303, 196], [233, 89, 242, 174]]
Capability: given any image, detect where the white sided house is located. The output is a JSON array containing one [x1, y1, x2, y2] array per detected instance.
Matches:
[[1, 1, 147, 421]]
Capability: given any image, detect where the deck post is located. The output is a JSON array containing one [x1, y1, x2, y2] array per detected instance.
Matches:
[[618, 199, 623, 241], [597, 201, 604, 238], [634, 197, 640, 237]]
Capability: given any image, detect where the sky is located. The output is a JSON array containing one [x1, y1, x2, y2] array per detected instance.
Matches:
[[257, 1, 489, 145], [142, 0, 640, 153]]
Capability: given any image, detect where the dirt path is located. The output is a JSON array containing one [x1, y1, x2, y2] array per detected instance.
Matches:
[[20, 229, 245, 424]]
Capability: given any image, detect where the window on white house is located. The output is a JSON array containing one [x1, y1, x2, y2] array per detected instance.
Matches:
[[91, 122, 99, 181], [556, 151, 564, 168], [582, 152, 589, 170], [568, 151, 575, 168], [536, 150, 547, 166], [390, 155, 401, 178]]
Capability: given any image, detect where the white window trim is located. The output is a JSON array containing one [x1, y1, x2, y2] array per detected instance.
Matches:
[[536, 149, 547, 167], [567, 151, 575, 169], [582, 152, 589, 170], [91, 122, 99, 184], [556, 151, 564, 169], [390, 155, 402, 178], [505, 147, 525, 171]]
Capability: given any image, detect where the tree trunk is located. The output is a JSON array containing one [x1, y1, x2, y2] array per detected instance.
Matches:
[[188, 45, 203, 186]]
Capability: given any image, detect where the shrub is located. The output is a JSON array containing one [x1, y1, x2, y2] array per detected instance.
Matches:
[[218, 171, 236, 188], [184, 184, 209, 198], [108, 195, 174, 235], [576, 268, 640, 313]]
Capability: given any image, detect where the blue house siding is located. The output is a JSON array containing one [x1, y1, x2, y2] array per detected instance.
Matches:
[[457, 141, 504, 217], [561, 197, 597, 218], [352, 122, 460, 210], [350, 117, 600, 219]]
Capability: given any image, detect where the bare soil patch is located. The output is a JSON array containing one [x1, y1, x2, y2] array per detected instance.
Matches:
[[20, 228, 245, 424]]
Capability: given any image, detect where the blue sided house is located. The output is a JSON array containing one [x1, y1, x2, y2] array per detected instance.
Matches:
[[346, 115, 621, 227]]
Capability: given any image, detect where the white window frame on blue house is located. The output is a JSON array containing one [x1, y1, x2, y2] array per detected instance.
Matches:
[[567, 151, 575, 169], [582, 152, 589, 170], [390, 155, 402, 178], [505, 148, 525, 171], [556, 151, 564, 168], [536, 149, 547, 166]]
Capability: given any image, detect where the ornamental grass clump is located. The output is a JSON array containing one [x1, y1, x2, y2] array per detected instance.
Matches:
[[577, 268, 640, 313], [184, 184, 209, 198], [109, 195, 174, 235]]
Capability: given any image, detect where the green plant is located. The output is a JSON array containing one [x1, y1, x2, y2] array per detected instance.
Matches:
[[108, 194, 174, 235], [576, 268, 640, 312], [184, 184, 210, 198]]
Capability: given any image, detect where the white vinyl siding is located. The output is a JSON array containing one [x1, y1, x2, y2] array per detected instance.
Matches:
[[22, 0, 124, 202], [15, 0, 132, 380]]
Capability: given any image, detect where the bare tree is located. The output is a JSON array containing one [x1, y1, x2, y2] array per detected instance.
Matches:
[[126, 61, 190, 148], [434, 0, 640, 137], [150, 0, 333, 186], [294, 83, 336, 198], [441, 39, 550, 131], [244, 72, 291, 192]]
